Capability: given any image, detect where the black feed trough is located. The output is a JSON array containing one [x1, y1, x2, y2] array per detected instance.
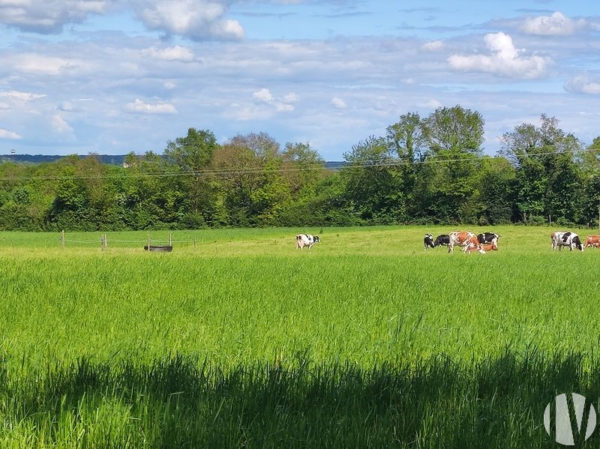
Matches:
[[144, 245, 173, 252]]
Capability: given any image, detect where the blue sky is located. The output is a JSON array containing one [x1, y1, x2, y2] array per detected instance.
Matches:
[[0, 0, 599, 159]]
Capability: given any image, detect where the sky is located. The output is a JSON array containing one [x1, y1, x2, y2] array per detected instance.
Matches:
[[0, 0, 599, 160]]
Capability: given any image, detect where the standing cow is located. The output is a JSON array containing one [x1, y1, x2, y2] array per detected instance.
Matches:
[[585, 235, 600, 249], [551, 231, 584, 251], [434, 234, 450, 247], [448, 231, 484, 254], [296, 234, 320, 249], [424, 234, 435, 250], [477, 232, 499, 246]]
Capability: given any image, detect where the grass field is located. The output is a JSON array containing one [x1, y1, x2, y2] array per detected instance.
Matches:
[[1, 225, 600, 447]]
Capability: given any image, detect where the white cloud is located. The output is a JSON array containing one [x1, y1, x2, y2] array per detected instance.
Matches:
[[283, 92, 299, 103], [0, 0, 110, 33], [522, 12, 586, 36], [422, 40, 444, 51], [126, 98, 177, 114], [0, 90, 45, 101], [565, 74, 600, 94], [331, 97, 346, 109], [252, 88, 295, 112], [417, 98, 442, 109], [275, 103, 294, 112], [448, 32, 550, 79], [10, 53, 84, 75], [253, 88, 273, 103], [0, 128, 22, 140], [51, 114, 73, 134], [141, 45, 195, 62], [134, 0, 244, 40]]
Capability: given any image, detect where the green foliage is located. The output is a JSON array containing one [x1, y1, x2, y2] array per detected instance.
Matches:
[[0, 110, 597, 230]]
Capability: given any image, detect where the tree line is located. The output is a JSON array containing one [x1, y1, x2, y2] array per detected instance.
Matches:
[[1, 105, 600, 231]]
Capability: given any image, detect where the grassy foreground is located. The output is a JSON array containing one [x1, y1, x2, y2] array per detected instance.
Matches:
[[1, 225, 600, 447]]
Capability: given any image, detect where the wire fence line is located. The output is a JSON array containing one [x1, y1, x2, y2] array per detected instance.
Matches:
[[55, 231, 201, 250]]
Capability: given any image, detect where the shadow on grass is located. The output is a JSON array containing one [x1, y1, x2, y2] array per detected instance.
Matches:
[[1, 350, 599, 448]]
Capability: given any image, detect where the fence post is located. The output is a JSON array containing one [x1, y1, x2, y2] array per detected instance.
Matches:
[[147, 232, 151, 251], [169, 232, 172, 247], [61, 230, 65, 249]]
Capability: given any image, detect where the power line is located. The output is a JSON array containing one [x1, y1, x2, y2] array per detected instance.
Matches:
[[0, 150, 579, 182]]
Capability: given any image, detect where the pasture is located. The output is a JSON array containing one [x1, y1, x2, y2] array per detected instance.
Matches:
[[1, 225, 600, 448]]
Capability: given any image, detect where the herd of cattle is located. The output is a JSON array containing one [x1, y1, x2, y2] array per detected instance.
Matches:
[[296, 231, 600, 252], [425, 230, 600, 253], [424, 231, 499, 254]]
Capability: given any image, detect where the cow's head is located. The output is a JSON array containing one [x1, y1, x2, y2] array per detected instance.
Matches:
[[573, 236, 584, 251], [313, 236, 320, 244]]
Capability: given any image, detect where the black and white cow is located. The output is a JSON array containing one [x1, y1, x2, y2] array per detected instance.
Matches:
[[424, 234, 435, 250], [296, 234, 320, 249], [434, 234, 450, 247], [551, 231, 584, 251], [477, 232, 499, 246]]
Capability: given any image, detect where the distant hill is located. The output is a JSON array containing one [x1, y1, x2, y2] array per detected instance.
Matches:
[[0, 154, 346, 169], [0, 154, 128, 165]]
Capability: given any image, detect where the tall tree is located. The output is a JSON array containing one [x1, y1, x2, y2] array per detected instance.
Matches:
[[422, 106, 484, 155], [164, 128, 219, 226], [418, 106, 485, 222], [501, 115, 583, 223]]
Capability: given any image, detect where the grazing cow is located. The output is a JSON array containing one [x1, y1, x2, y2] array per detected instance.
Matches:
[[424, 234, 435, 250], [585, 235, 600, 249], [448, 231, 484, 254], [551, 231, 584, 251], [434, 234, 450, 247], [296, 234, 320, 249], [477, 232, 499, 246]]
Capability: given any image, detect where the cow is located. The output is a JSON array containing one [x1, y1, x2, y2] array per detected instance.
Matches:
[[448, 231, 484, 254], [434, 234, 450, 247], [551, 231, 584, 251], [477, 232, 499, 246], [424, 234, 435, 250], [296, 234, 320, 249], [466, 242, 498, 253], [585, 235, 600, 249]]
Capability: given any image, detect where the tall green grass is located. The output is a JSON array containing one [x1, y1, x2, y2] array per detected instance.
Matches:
[[0, 226, 599, 447]]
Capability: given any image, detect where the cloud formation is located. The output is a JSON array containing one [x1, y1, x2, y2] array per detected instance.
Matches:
[[141, 46, 195, 62], [448, 32, 550, 79], [126, 98, 177, 114], [0, 0, 243, 40], [0, 0, 110, 33], [0, 90, 46, 102], [252, 88, 296, 112], [521, 11, 586, 36], [0, 128, 22, 139], [133, 0, 243, 40], [565, 74, 600, 95]]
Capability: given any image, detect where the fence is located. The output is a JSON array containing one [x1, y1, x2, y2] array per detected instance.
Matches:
[[57, 230, 200, 250]]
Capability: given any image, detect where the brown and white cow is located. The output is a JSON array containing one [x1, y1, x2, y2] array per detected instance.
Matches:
[[585, 235, 600, 249], [448, 231, 484, 254], [466, 242, 498, 253]]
